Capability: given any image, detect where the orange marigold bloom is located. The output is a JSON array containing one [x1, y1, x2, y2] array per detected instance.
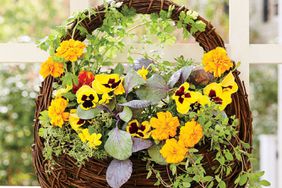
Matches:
[[56, 39, 86, 62], [39, 57, 64, 78], [160, 138, 187, 164], [202, 47, 233, 78], [150, 111, 180, 141], [48, 97, 69, 128], [179, 120, 203, 148]]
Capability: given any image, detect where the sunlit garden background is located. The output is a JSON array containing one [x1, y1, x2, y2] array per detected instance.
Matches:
[[0, 0, 279, 185]]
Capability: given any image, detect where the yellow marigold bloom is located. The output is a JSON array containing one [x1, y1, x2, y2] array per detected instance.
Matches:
[[160, 138, 187, 164], [69, 109, 85, 131], [56, 39, 86, 62], [179, 120, 203, 148], [203, 82, 232, 111], [88, 133, 102, 149], [48, 97, 69, 128], [150, 111, 180, 141], [221, 72, 238, 94], [92, 74, 125, 95], [172, 83, 200, 114], [76, 85, 99, 110], [39, 57, 64, 79], [137, 66, 149, 80], [202, 47, 233, 78], [126, 120, 151, 139]]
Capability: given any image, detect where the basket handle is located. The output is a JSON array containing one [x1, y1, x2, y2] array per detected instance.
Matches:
[[64, 0, 225, 52]]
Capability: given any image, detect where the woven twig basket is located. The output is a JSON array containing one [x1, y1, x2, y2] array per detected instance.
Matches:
[[32, 0, 252, 187]]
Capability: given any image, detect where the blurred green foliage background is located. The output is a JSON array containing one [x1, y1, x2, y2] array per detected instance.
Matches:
[[0, 0, 277, 185]]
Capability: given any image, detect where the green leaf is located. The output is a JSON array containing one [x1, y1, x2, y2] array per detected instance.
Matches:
[[239, 174, 248, 186], [224, 150, 234, 161], [77, 106, 101, 120], [104, 127, 133, 160], [39, 110, 50, 127], [170, 164, 177, 176], [114, 63, 124, 75], [120, 100, 151, 109], [62, 72, 78, 87], [124, 69, 146, 94], [118, 106, 132, 122], [218, 181, 226, 188], [148, 145, 167, 165], [259, 180, 271, 186]]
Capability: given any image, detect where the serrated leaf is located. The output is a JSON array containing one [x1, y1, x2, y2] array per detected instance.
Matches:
[[114, 63, 124, 75], [168, 66, 193, 88], [148, 145, 167, 165], [77, 106, 100, 120], [62, 72, 78, 87], [124, 69, 146, 94], [136, 74, 169, 104], [104, 127, 133, 160], [39, 110, 50, 127], [106, 159, 133, 188], [120, 100, 151, 109], [132, 138, 153, 152], [118, 106, 132, 122]]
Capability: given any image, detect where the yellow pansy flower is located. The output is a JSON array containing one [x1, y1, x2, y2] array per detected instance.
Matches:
[[203, 82, 232, 111], [126, 120, 151, 139], [202, 47, 233, 78], [69, 109, 85, 131], [92, 74, 125, 95], [160, 138, 187, 164], [137, 66, 149, 80], [179, 120, 203, 148], [221, 72, 238, 94], [56, 39, 86, 62], [99, 93, 112, 104], [76, 85, 99, 110], [172, 82, 200, 114], [150, 111, 180, 141]]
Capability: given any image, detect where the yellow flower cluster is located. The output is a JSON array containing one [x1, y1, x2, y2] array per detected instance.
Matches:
[[202, 47, 233, 78], [48, 97, 69, 128], [160, 120, 203, 164], [78, 129, 102, 149], [39, 57, 64, 79], [75, 74, 125, 110], [173, 72, 238, 113], [56, 39, 86, 62]]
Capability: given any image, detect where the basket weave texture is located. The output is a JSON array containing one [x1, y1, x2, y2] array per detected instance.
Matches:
[[32, 0, 252, 187]]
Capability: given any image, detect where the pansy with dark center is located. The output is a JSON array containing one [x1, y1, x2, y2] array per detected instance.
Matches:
[[126, 120, 151, 139], [76, 85, 99, 110]]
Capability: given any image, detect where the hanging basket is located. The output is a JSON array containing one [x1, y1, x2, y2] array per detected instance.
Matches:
[[32, 0, 252, 187]]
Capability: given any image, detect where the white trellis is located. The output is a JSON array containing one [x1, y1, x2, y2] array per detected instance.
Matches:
[[0, 0, 281, 187]]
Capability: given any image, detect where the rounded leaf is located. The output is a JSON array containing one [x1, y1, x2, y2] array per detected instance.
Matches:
[[104, 127, 133, 160]]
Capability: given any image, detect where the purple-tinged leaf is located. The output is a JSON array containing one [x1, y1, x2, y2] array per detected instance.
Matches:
[[132, 138, 153, 152], [124, 69, 146, 94], [168, 66, 194, 88], [106, 159, 133, 188], [120, 100, 151, 109]]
